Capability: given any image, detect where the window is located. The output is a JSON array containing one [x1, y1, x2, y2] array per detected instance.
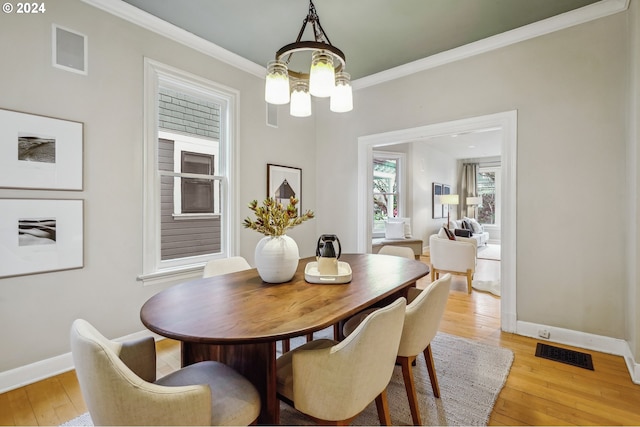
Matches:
[[181, 151, 215, 214], [141, 59, 238, 283], [168, 133, 220, 217], [372, 151, 405, 236], [477, 166, 500, 226]]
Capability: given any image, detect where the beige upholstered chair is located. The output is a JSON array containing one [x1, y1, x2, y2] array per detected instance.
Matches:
[[378, 245, 416, 259], [203, 256, 251, 278], [429, 233, 476, 293], [276, 298, 407, 425], [343, 274, 452, 425], [70, 319, 260, 426]]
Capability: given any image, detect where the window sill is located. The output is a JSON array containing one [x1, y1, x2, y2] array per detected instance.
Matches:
[[137, 264, 205, 286], [172, 213, 220, 220]]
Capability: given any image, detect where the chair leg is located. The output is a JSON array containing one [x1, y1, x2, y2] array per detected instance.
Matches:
[[375, 389, 392, 426], [423, 344, 440, 398], [466, 269, 473, 293], [399, 356, 421, 425], [306, 333, 313, 342], [282, 339, 290, 353]]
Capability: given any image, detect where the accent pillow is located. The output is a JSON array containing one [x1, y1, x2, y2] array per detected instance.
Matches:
[[388, 217, 412, 238], [470, 218, 483, 234], [454, 228, 472, 238], [385, 221, 406, 240], [443, 227, 456, 240], [437, 227, 449, 239]]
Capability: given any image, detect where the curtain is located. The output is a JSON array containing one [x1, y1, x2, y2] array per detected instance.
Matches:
[[460, 163, 478, 218]]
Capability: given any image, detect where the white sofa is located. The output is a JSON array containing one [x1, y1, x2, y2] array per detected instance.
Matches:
[[447, 217, 489, 247]]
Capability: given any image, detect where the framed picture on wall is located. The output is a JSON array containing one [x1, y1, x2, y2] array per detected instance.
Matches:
[[267, 164, 302, 216], [0, 109, 83, 190], [0, 199, 84, 278], [432, 182, 442, 219], [442, 184, 451, 219]]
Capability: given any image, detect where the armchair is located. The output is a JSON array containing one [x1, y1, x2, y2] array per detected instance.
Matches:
[[429, 233, 476, 293], [70, 319, 260, 426], [276, 298, 407, 425], [203, 256, 251, 278]]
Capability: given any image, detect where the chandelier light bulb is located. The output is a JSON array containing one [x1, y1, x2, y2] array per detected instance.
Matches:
[[309, 51, 335, 98], [330, 71, 353, 113], [265, 60, 290, 105], [290, 80, 312, 117]]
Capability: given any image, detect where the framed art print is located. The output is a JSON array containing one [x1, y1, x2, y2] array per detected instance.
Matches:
[[0, 199, 84, 278], [0, 109, 83, 190], [442, 184, 451, 218], [432, 182, 442, 219], [267, 164, 302, 215]]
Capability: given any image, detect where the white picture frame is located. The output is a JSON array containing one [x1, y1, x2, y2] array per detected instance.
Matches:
[[0, 199, 84, 278], [267, 164, 302, 216], [0, 109, 83, 190]]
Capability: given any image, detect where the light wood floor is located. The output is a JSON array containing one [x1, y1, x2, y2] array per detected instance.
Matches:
[[2, 254, 640, 426]]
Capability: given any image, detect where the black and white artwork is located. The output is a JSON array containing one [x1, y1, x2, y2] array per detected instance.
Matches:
[[19, 218, 57, 246], [0, 199, 83, 278], [432, 183, 443, 219], [442, 184, 451, 219], [18, 135, 56, 164], [0, 109, 82, 190], [267, 164, 302, 216]]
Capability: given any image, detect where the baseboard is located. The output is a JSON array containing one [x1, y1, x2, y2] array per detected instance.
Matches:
[[0, 328, 161, 393], [517, 320, 640, 384], [3, 321, 638, 392]]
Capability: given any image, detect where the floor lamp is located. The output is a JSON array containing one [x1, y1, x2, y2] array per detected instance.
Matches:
[[440, 194, 459, 229], [466, 196, 482, 219]]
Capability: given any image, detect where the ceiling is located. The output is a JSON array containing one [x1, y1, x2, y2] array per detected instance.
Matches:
[[121, 0, 600, 81], [118, 0, 601, 159], [424, 129, 503, 159]]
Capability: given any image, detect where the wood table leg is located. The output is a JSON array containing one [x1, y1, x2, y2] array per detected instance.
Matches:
[[181, 341, 279, 425]]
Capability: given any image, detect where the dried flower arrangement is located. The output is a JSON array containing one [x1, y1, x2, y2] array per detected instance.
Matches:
[[243, 197, 314, 237]]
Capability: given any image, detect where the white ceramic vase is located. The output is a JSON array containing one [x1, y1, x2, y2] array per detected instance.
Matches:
[[254, 235, 300, 283]]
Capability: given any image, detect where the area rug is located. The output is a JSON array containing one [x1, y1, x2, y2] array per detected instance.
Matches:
[[62, 332, 513, 426], [472, 279, 501, 296], [477, 244, 500, 261]]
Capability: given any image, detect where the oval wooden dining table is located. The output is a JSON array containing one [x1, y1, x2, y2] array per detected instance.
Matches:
[[140, 253, 429, 425]]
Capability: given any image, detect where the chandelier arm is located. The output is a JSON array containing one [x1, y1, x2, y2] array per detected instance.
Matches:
[[294, 16, 310, 44], [281, 17, 310, 65], [313, 16, 332, 45]]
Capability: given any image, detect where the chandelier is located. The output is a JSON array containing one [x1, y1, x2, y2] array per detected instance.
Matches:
[[264, 0, 353, 117]]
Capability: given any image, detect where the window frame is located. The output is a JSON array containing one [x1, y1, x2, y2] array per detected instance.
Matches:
[[477, 166, 501, 227], [140, 59, 239, 284], [165, 131, 221, 219], [372, 150, 406, 237]]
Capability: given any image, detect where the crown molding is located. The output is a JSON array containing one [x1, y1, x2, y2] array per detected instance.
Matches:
[[80, 0, 265, 78], [82, 0, 629, 89], [353, 0, 629, 90]]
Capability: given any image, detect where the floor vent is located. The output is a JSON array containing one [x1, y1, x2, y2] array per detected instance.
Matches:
[[535, 343, 594, 370]]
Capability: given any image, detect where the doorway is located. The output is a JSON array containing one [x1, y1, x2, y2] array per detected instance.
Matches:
[[357, 111, 517, 332]]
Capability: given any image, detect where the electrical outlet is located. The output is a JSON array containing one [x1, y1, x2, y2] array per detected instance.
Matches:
[[538, 329, 550, 339]]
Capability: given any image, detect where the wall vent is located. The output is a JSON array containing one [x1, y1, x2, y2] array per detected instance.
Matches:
[[52, 25, 87, 75]]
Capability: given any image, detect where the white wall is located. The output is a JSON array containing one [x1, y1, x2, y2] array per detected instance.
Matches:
[[0, 0, 317, 374], [628, 0, 640, 363], [411, 144, 458, 244], [316, 10, 630, 342]]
